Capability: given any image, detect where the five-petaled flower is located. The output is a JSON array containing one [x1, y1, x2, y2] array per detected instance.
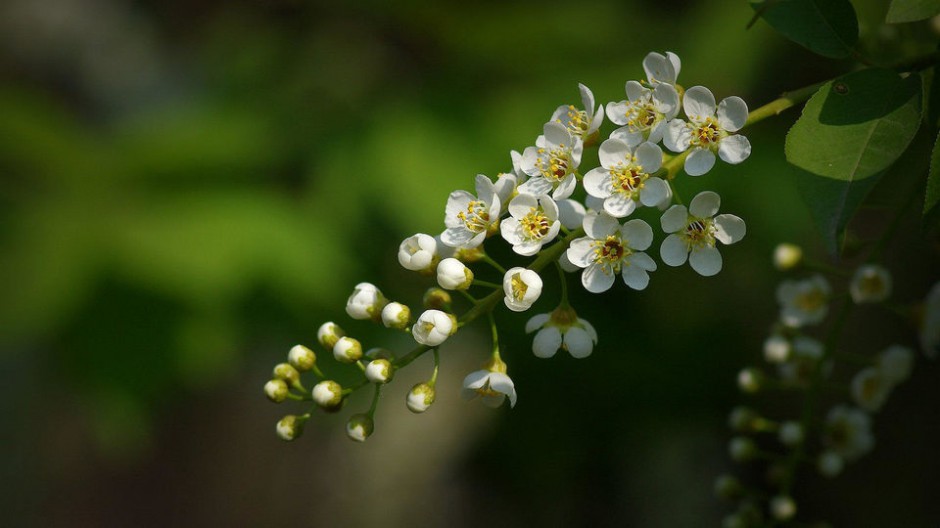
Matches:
[[519, 121, 583, 199], [568, 212, 658, 292], [442, 174, 502, 248], [461, 357, 517, 408], [550, 83, 605, 143], [500, 193, 561, 256], [583, 138, 668, 218], [660, 191, 745, 276], [664, 86, 750, 176], [606, 80, 680, 146], [525, 307, 598, 358]]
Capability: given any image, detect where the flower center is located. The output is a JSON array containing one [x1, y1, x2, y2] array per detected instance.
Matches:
[[592, 235, 631, 273], [521, 207, 551, 240], [681, 217, 715, 249], [456, 200, 490, 233], [625, 100, 660, 131], [796, 289, 826, 312], [510, 274, 528, 301], [611, 164, 647, 198], [536, 147, 572, 182], [563, 105, 590, 136], [692, 117, 723, 147]]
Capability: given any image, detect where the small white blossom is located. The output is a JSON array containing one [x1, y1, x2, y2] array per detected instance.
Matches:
[[850, 264, 892, 303], [663, 86, 751, 176], [877, 345, 913, 384], [398, 233, 441, 273], [406, 382, 435, 413], [317, 321, 344, 349], [346, 413, 374, 442], [346, 283, 388, 321], [763, 334, 791, 363], [519, 121, 583, 199], [773, 243, 803, 271], [823, 405, 875, 461], [922, 281, 940, 358], [567, 213, 657, 292], [769, 496, 796, 522], [442, 174, 502, 248], [777, 275, 831, 327], [851, 366, 894, 412], [493, 150, 527, 214], [461, 360, 517, 408], [643, 51, 681, 86], [606, 81, 680, 145], [583, 138, 668, 218], [412, 309, 457, 346], [737, 367, 763, 393], [525, 308, 598, 359], [436, 258, 474, 291], [660, 191, 745, 276], [503, 267, 543, 312], [550, 83, 605, 141], [500, 193, 561, 256], [381, 302, 411, 329]]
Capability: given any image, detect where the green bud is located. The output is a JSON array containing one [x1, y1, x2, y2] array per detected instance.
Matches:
[[288, 344, 317, 371], [345, 413, 375, 442], [264, 379, 289, 403]]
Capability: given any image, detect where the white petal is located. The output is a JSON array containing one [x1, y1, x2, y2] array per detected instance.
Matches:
[[445, 191, 474, 227], [521, 146, 541, 176], [625, 80, 649, 102], [578, 318, 598, 342], [579, 83, 595, 113], [621, 265, 650, 290], [684, 148, 716, 176], [564, 327, 594, 358], [660, 234, 689, 266], [660, 205, 688, 233], [513, 239, 543, 256], [621, 219, 654, 251], [714, 214, 746, 245], [653, 84, 680, 120], [556, 199, 586, 230], [582, 263, 616, 293], [639, 177, 668, 207], [543, 121, 571, 148], [508, 193, 538, 218], [525, 313, 551, 333], [717, 96, 748, 132], [533, 327, 562, 358], [630, 251, 657, 271], [583, 168, 613, 198], [499, 217, 523, 245], [609, 125, 643, 147], [643, 51, 676, 85], [603, 194, 636, 218], [605, 101, 630, 126], [718, 135, 751, 165], [634, 142, 663, 172], [599, 138, 631, 168], [442, 226, 475, 247], [540, 194, 560, 221], [584, 211, 619, 239], [567, 237, 595, 268], [689, 245, 723, 276], [683, 86, 716, 120], [689, 190, 721, 218], [552, 173, 577, 200], [474, 174, 496, 204], [589, 104, 605, 135], [666, 52, 681, 78], [558, 250, 580, 273], [663, 119, 690, 152], [517, 176, 553, 197], [462, 370, 489, 391]]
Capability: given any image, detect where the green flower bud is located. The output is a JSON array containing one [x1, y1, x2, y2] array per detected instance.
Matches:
[[346, 413, 375, 442], [312, 380, 344, 411], [406, 382, 435, 413], [332, 336, 363, 363], [365, 359, 394, 384], [273, 363, 300, 386], [264, 379, 289, 403], [276, 415, 305, 441], [288, 344, 317, 371]]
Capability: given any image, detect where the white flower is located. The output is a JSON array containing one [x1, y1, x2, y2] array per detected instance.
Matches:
[[493, 150, 527, 213], [365, 358, 394, 384], [769, 496, 797, 522], [406, 382, 435, 413], [525, 308, 598, 359], [849, 264, 892, 303], [777, 275, 831, 327], [398, 233, 441, 273], [441, 174, 502, 248], [345, 414, 374, 442], [583, 139, 668, 218], [851, 366, 893, 412], [921, 281, 940, 358], [381, 302, 411, 329], [773, 243, 803, 271], [461, 361, 517, 408], [763, 334, 791, 363], [823, 405, 874, 461], [643, 51, 681, 86], [660, 191, 745, 276], [567, 213, 657, 292], [264, 379, 288, 403], [412, 309, 457, 346], [317, 321, 344, 349], [500, 193, 561, 256], [519, 121, 583, 199], [276, 415, 304, 441], [550, 83, 605, 141], [503, 267, 543, 312], [663, 86, 751, 176], [436, 258, 474, 290], [288, 344, 316, 371], [312, 380, 343, 411], [346, 283, 388, 321], [606, 80, 679, 145], [877, 345, 913, 384], [333, 336, 363, 363]]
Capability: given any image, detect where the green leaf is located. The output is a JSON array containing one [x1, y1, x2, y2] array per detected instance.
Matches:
[[786, 68, 922, 182], [886, 0, 940, 23], [794, 166, 879, 255], [926, 130, 940, 215], [750, 0, 858, 59]]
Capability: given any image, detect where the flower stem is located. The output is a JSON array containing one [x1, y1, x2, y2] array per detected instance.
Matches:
[[472, 279, 502, 289], [367, 384, 382, 417], [555, 261, 570, 308], [489, 312, 501, 360], [480, 254, 507, 274]]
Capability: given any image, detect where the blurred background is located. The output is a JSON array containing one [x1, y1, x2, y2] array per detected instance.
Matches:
[[2, 0, 939, 526]]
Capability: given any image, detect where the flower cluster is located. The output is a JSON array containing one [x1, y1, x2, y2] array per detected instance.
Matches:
[[262, 51, 754, 443]]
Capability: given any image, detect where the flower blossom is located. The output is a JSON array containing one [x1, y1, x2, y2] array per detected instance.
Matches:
[[660, 191, 745, 276], [503, 267, 543, 312], [849, 264, 892, 303], [642, 51, 681, 86], [442, 174, 501, 248], [606, 81, 679, 145], [519, 121, 583, 199], [461, 358, 517, 408], [664, 86, 750, 176], [777, 275, 831, 327], [822, 405, 875, 462], [550, 83, 604, 142], [583, 138, 668, 218], [412, 309, 457, 346], [500, 193, 561, 256], [398, 233, 442, 273], [525, 308, 598, 358], [567, 213, 657, 293], [346, 283, 388, 321]]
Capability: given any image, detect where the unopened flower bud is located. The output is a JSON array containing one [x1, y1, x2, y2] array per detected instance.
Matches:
[[817, 450, 844, 478], [729, 436, 757, 462], [317, 322, 345, 349], [333, 336, 363, 363], [346, 282, 388, 321], [713, 474, 743, 500], [778, 421, 804, 447], [365, 359, 394, 384], [288, 345, 316, 371], [770, 495, 797, 521], [763, 334, 790, 363], [437, 258, 474, 290], [737, 367, 764, 393], [773, 243, 802, 271], [276, 415, 304, 441], [381, 302, 411, 329], [273, 363, 300, 386], [728, 406, 759, 432], [412, 310, 457, 346], [312, 380, 344, 411], [407, 382, 436, 413], [423, 288, 452, 310], [503, 267, 543, 312], [346, 413, 375, 442], [264, 379, 289, 403]]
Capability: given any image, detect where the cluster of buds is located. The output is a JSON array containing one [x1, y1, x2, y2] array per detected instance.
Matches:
[[718, 243, 937, 526], [264, 51, 756, 443]]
